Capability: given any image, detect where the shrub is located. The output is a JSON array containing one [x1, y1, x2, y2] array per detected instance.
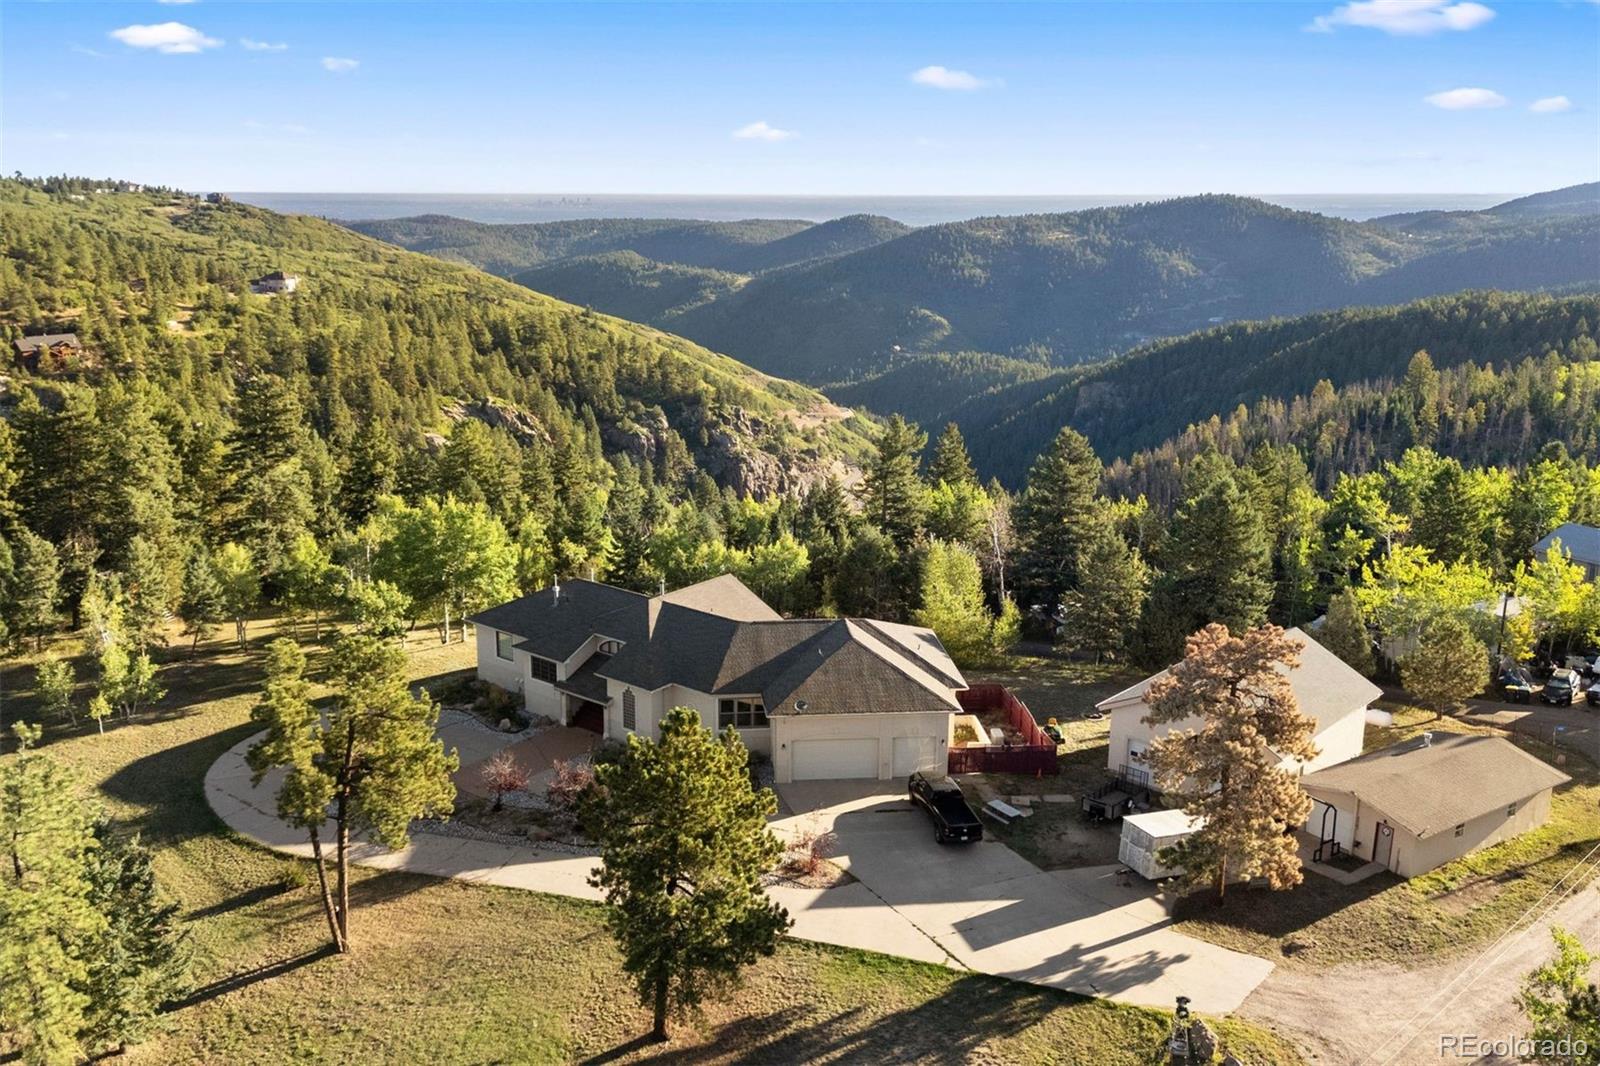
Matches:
[[480, 751, 531, 811], [547, 758, 595, 812], [781, 819, 838, 878]]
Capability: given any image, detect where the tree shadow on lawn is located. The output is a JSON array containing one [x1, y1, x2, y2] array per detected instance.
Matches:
[[596, 974, 1093, 1066], [1170, 871, 1401, 947], [98, 718, 267, 843], [161, 944, 339, 1013]]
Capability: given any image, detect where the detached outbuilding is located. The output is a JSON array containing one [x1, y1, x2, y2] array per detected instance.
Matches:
[[1302, 732, 1568, 878]]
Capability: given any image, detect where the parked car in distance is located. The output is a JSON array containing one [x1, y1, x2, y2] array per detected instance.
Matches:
[[1543, 669, 1580, 706], [1587, 682, 1600, 708], [1500, 667, 1537, 704], [908, 772, 983, 845]]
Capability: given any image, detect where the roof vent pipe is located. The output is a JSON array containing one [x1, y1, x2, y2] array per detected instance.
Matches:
[[1421, 731, 1433, 747], [553, 576, 560, 604]]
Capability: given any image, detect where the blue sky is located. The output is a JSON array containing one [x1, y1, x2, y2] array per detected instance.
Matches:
[[3, 1, 1596, 194]]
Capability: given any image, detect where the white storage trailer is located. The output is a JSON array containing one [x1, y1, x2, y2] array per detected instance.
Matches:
[[1118, 809, 1205, 880]]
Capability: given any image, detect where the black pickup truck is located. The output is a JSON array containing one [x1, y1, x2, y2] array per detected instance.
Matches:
[[909, 772, 983, 845]]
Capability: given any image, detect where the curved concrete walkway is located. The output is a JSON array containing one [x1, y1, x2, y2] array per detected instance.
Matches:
[[206, 731, 1271, 1014]]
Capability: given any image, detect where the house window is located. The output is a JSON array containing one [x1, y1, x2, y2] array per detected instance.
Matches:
[[1506, 802, 1518, 818], [718, 698, 768, 730], [495, 631, 514, 661], [598, 639, 623, 655], [529, 656, 557, 684], [623, 689, 636, 731], [1454, 823, 1466, 838]]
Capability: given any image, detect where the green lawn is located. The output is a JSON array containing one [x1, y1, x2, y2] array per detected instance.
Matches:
[[1, 623, 1302, 1065], [1173, 703, 1600, 971]]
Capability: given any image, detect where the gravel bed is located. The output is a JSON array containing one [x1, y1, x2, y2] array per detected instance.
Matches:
[[413, 817, 598, 856]]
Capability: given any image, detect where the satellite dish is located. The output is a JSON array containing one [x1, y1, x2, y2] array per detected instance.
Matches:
[[794, 699, 809, 711]]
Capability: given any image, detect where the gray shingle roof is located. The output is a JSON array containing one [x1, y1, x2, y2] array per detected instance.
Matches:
[[14, 332, 81, 353], [1096, 627, 1383, 736], [1302, 733, 1569, 838], [472, 574, 965, 717], [1533, 523, 1600, 566], [555, 652, 613, 704]]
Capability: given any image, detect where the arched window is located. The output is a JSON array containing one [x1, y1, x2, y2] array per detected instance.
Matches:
[[598, 639, 623, 655]]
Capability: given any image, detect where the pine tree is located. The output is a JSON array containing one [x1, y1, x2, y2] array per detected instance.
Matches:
[[0, 724, 104, 1066], [928, 422, 977, 488], [249, 636, 456, 952], [1059, 518, 1149, 662], [81, 826, 190, 1053], [11, 529, 61, 650], [1144, 625, 1317, 901], [581, 707, 790, 1042], [1317, 588, 1374, 677], [1401, 614, 1489, 720], [1014, 427, 1102, 610], [1144, 455, 1272, 662], [341, 419, 398, 527], [121, 535, 172, 652], [860, 415, 927, 548], [178, 546, 226, 656]]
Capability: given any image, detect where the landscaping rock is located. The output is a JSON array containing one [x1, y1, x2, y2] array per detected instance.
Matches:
[[498, 718, 513, 732], [1041, 794, 1073, 804], [1010, 795, 1039, 805]]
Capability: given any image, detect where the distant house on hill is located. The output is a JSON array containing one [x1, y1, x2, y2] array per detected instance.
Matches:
[[205, 192, 230, 205], [1533, 523, 1600, 581], [13, 332, 82, 371], [251, 271, 300, 294]]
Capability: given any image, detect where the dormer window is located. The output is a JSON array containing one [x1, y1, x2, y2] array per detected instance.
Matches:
[[598, 639, 623, 655]]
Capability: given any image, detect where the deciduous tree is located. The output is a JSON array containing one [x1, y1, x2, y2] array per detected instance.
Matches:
[[582, 707, 790, 1042], [1518, 928, 1600, 1064]]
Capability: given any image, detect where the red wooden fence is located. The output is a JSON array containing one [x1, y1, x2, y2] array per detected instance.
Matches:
[[948, 683, 1059, 776]]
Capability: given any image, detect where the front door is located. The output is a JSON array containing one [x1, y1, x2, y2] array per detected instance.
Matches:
[[571, 701, 604, 734], [1372, 820, 1394, 869]]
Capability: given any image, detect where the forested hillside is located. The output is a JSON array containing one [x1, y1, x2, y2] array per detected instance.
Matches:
[[842, 291, 1600, 484], [359, 190, 1598, 387], [346, 213, 908, 277], [0, 179, 875, 498]]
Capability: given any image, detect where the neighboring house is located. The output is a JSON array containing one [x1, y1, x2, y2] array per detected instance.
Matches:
[[252, 271, 300, 294], [1096, 627, 1383, 785], [13, 332, 82, 371], [1302, 732, 1568, 878], [468, 574, 967, 783], [1533, 523, 1600, 581]]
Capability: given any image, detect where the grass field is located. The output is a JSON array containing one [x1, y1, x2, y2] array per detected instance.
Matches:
[[0, 622, 1302, 1065], [1173, 703, 1600, 971]]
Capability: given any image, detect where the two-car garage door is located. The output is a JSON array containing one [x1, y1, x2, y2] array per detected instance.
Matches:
[[791, 739, 878, 781], [788, 734, 947, 780]]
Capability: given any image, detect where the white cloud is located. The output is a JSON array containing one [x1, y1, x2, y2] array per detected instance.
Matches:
[[240, 38, 287, 52], [1530, 95, 1574, 114], [1424, 87, 1507, 110], [731, 120, 797, 142], [910, 65, 991, 91], [109, 22, 222, 54], [321, 56, 359, 73], [1308, 0, 1494, 35]]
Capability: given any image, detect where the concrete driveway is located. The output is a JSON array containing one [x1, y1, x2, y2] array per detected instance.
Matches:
[[775, 780, 1274, 1014]]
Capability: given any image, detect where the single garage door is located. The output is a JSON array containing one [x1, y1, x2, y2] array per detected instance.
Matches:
[[892, 735, 943, 777], [792, 738, 879, 781]]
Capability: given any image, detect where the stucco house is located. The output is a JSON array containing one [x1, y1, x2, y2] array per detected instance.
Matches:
[[468, 574, 967, 783], [1533, 523, 1600, 581], [1095, 627, 1383, 786], [1302, 732, 1568, 878]]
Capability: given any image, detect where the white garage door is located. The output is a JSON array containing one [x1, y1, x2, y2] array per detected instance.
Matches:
[[892, 735, 943, 777], [792, 738, 879, 781]]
